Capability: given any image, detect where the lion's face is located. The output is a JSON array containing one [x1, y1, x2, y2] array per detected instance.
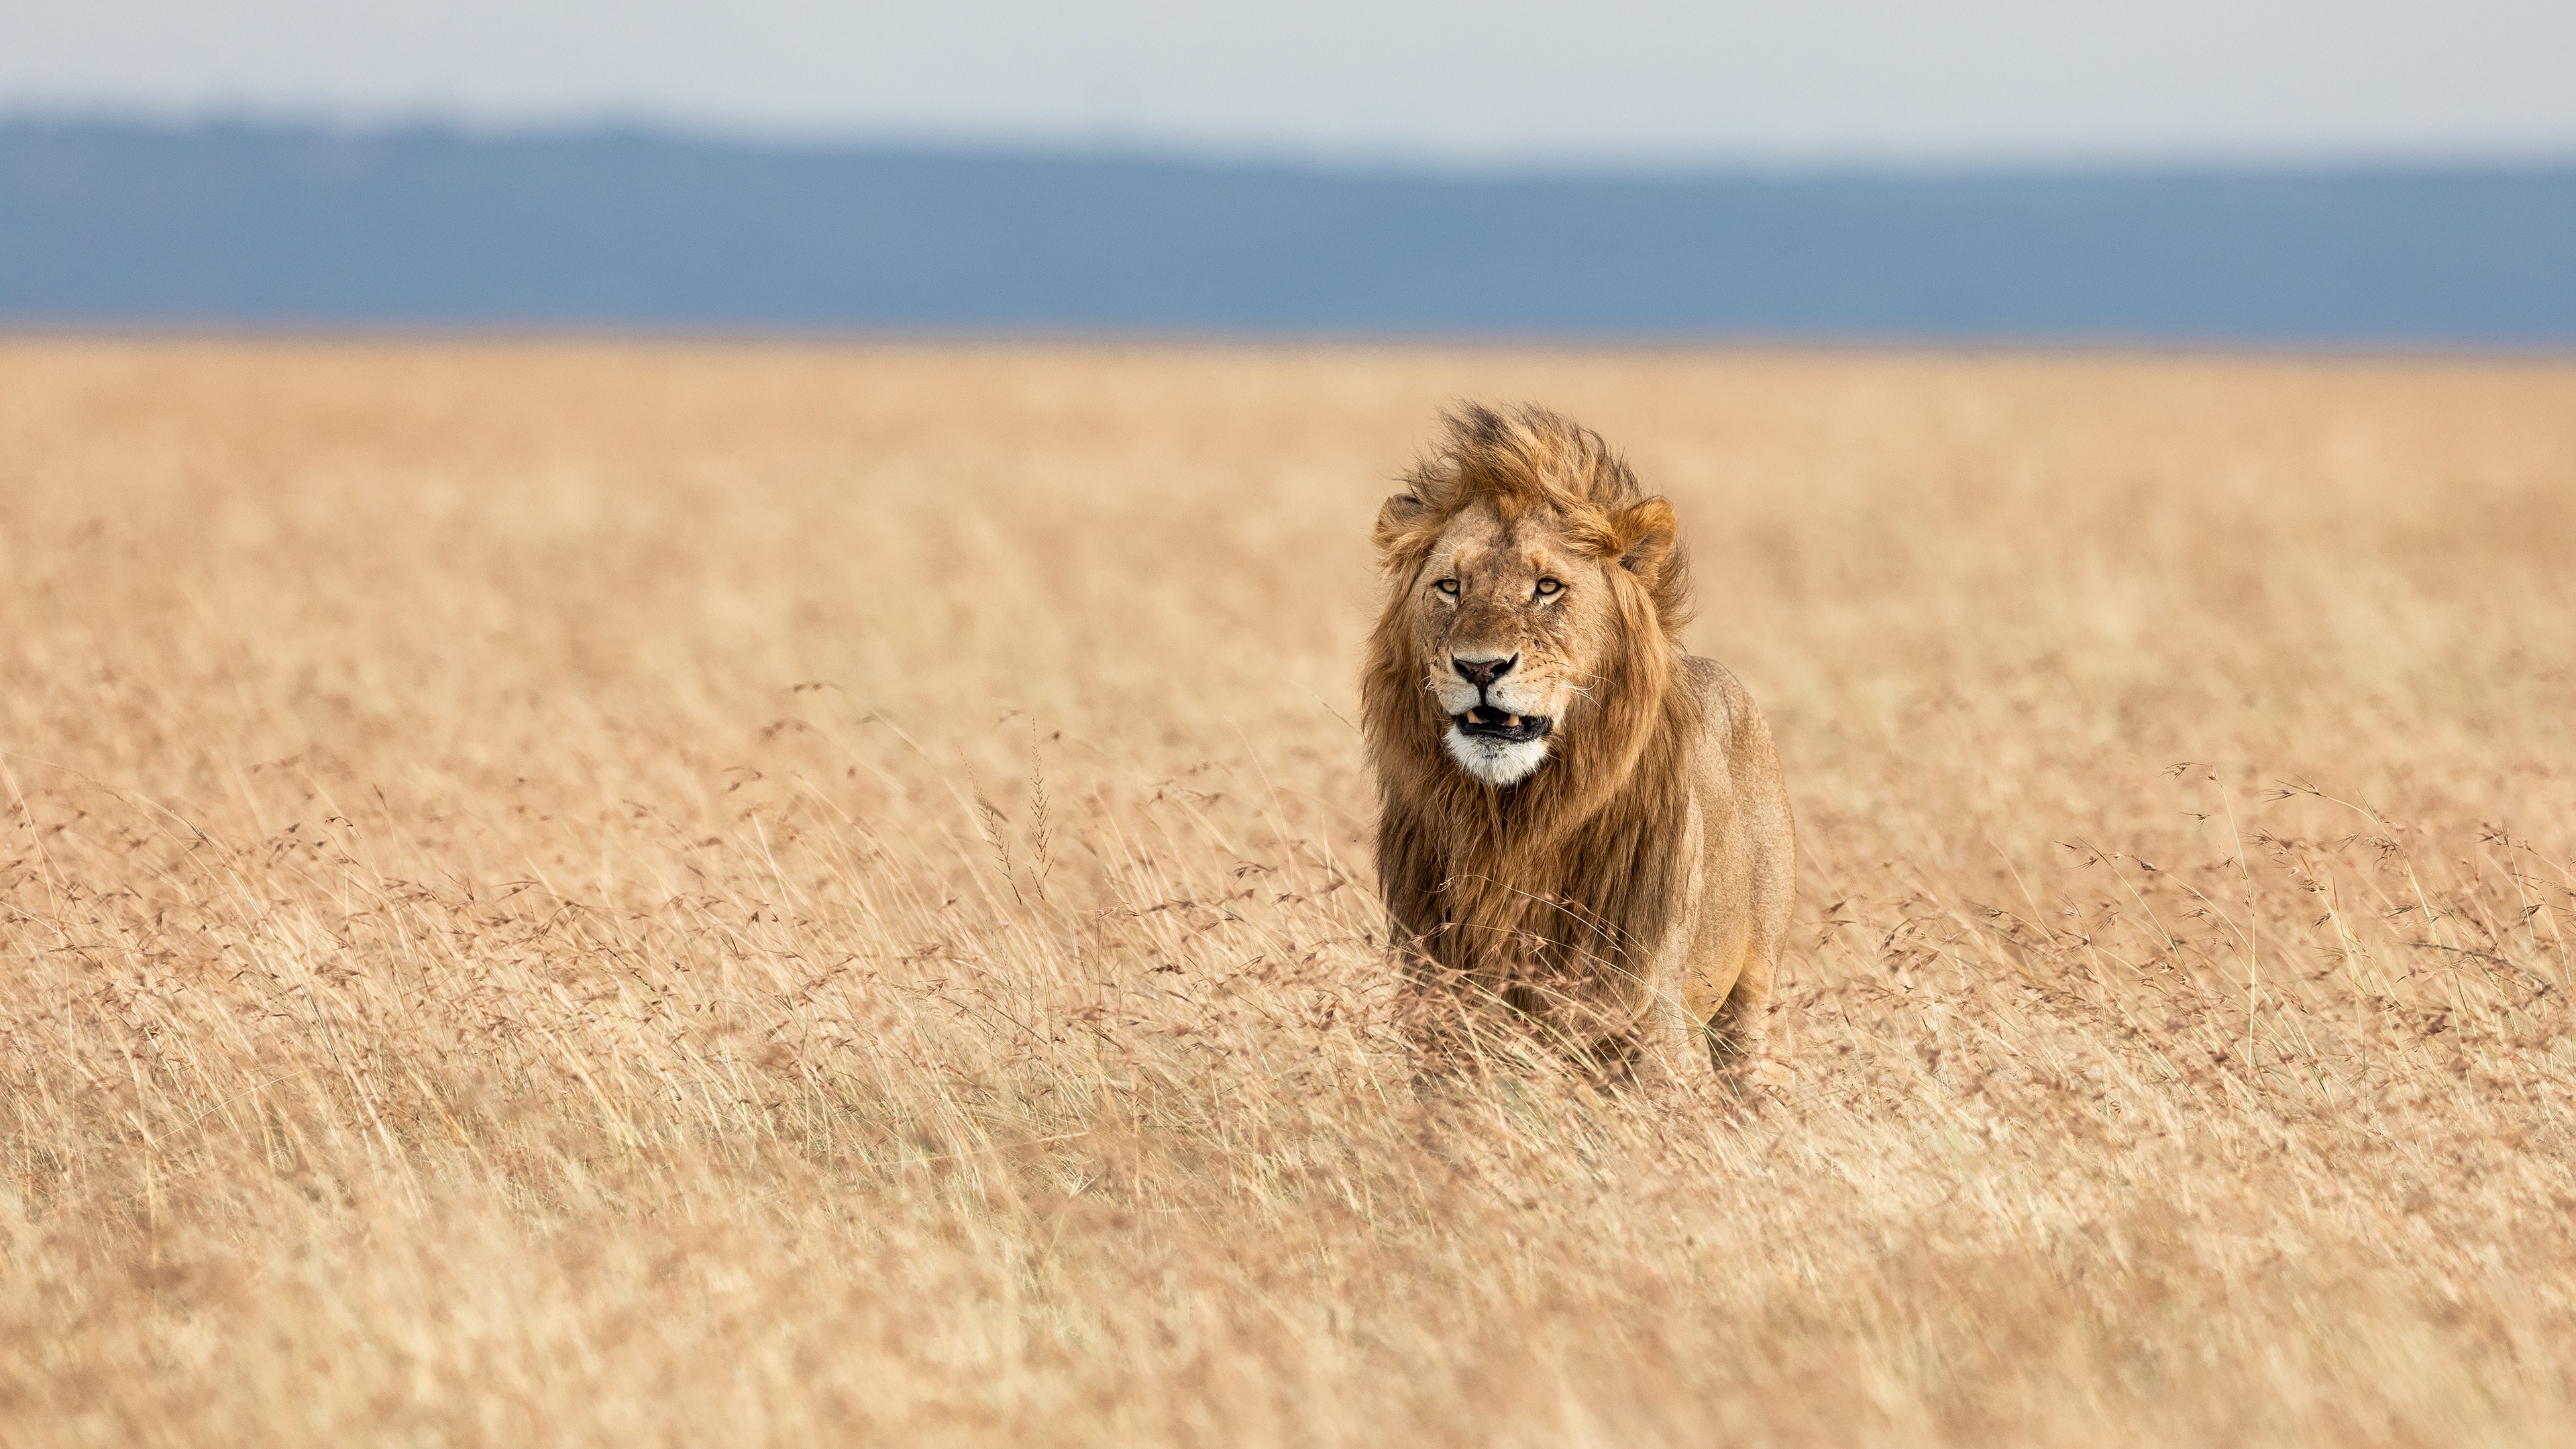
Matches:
[[1403, 498, 1625, 787]]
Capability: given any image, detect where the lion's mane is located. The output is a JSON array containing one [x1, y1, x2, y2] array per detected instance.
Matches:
[[1363, 405, 1701, 1028]]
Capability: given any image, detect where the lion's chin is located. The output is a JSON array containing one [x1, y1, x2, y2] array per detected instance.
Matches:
[[1444, 725, 1550, 786]]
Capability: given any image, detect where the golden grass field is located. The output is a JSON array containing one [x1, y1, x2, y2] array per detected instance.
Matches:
[[3, 339, 2573, 1446]]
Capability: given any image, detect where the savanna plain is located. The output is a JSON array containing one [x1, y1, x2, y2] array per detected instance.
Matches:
[[3, 341, 2574, 1447]]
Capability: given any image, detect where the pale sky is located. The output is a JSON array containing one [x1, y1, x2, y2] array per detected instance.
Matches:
[[5, 0, 2573, 166]]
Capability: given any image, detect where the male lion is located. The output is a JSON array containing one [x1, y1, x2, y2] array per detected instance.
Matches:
[[1364, 404, 1795, 1081]]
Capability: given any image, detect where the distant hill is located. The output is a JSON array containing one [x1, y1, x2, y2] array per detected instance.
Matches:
[[3, 119, 2572, 342]]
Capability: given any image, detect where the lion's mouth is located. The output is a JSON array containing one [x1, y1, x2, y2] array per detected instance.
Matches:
[[1452, 706, 1553, 744]]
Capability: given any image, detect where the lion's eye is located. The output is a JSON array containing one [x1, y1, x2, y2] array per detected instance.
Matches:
[[1535, 578, 1563, 598], [1435, 579, 1460, 595]]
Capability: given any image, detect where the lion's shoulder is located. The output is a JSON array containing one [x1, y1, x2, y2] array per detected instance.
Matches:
[[1679, 654, 1786, 796], [1679, 655, 1750, 735]]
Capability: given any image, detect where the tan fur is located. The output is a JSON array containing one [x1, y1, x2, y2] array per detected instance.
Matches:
[[1364, 404, 1796, 1079]]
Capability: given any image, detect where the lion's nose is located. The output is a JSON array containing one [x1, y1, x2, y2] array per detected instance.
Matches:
[[1452, 653, 1517, 688]]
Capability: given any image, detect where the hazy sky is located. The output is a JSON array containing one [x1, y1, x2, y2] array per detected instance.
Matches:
[[5, 0, 2573, 166]]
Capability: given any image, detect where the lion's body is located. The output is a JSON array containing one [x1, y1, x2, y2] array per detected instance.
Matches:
[[1661, 657, 1797, 1065], [1364, 405, 1794, 1077]]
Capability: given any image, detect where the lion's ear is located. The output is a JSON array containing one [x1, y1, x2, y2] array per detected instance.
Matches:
[[1373, 494, 1426, 561], [1612, 497, 1678, 580]]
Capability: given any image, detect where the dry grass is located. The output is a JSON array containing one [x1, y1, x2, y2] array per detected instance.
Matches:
[[3, 339, 2574, 1446]]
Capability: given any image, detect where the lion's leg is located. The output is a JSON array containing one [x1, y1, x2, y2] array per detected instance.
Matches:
[[1705, 991, 1764, 1075], [1610, 988, 1697, 1092], [1704, 947, 1773, 1092], [1707, 813, 1794, 1092]]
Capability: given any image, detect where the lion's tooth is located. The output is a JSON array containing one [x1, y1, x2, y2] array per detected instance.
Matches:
[[1505, 714, 1520, 727]]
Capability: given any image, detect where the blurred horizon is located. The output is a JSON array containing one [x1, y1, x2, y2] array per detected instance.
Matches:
[[9, 1, 2572, 343], [5, 116, 2574, 344], [15, 106, 2576, 180], [9, 1, 2575, 170]]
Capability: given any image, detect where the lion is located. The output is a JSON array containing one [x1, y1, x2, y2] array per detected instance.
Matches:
[[1363, 404, 1796, 1082]]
